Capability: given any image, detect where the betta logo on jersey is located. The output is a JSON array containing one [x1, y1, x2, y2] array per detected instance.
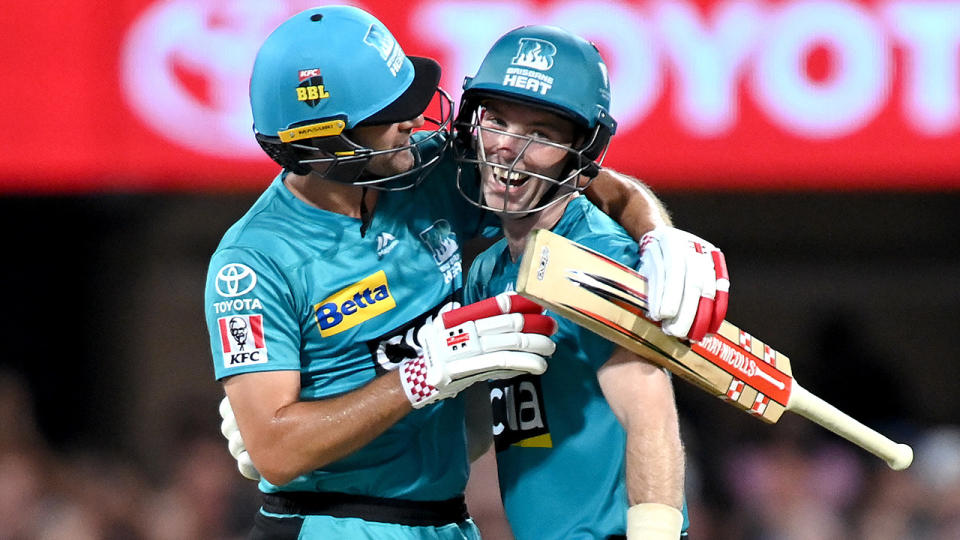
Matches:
[[314, 270, 397, 337], [219, 314, 269, 368], [490, 374, 552, 451], [296, 68, 330, 107]]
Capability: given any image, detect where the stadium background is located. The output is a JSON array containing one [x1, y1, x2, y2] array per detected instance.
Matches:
[[1, 1, 958, 538]]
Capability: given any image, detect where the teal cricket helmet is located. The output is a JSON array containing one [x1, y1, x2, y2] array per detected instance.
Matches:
[[454, 25, 618, 214], [459, 25, 617, 139], [250, 5, 451, 188]]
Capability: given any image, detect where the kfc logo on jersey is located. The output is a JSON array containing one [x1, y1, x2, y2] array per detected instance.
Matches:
[[511, 38, 557, 71], [215, 263, 258, 297], [218, 314, 269, 368]]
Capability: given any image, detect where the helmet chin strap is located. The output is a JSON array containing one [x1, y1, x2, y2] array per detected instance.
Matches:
[[359, 186, 371, 237]]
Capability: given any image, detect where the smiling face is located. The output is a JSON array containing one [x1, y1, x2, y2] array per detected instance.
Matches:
[[476, 99, 579, 215]]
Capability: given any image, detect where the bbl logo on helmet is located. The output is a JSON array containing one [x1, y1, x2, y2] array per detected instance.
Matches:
[[296, 68, 331, 107], [511, 38, 557, 71]]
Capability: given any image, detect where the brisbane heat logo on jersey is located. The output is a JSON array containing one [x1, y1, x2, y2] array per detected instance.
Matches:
[[314, 270, 397, 337]]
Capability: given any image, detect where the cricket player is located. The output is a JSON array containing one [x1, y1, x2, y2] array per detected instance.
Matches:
[[209, 7, 725, 539], [206, 7, 559, 539], [455, 25, 711, 539]]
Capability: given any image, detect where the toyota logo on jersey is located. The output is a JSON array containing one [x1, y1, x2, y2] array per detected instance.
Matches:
[[215, 263, 258, 297]]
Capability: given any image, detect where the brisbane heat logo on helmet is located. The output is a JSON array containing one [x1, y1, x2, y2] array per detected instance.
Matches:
[[296, 67, 331, 107], [511, 38, 557, 71], [363, 24, 404, 77]]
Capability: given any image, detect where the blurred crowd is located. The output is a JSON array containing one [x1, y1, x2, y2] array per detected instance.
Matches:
[[1, 367, 958, 540], [0, 370, 258, 540]]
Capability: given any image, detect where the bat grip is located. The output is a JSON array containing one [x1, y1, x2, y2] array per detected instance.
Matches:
[[788, 384, 913, 470]]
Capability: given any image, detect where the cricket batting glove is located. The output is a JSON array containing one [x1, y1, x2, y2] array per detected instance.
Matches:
[[400, 293, 557, 409], [218, 396, 260, 481], [640, 226, 729, 342]]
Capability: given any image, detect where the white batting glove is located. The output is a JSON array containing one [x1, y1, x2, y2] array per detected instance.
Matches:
[[218, 396, 260, 481], [640, 226, 729, 342], [400, 293, 557, 408]]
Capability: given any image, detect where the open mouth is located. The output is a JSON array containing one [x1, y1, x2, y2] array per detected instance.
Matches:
[[493, 168, 531, 187]]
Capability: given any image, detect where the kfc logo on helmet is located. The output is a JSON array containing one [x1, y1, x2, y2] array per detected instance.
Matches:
[[298, 68, 322, 81], [511, 38, 557, 71]]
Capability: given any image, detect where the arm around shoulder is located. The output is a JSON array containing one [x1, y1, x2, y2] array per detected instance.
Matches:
[[583, 169, 672, 240]]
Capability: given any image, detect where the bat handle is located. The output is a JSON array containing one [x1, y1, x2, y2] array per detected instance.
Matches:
[[788, 383, 914, 470]]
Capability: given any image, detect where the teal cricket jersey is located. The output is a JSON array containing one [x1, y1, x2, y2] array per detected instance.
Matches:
[[464, 195, 689, 539], [204, 134, 486, 501]]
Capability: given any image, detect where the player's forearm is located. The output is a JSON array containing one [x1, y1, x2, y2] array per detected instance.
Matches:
[[583, 169, 672, 241], [238, 371, 412, 485], [463, 384, 494, 462], [624, 415, 685, 509]]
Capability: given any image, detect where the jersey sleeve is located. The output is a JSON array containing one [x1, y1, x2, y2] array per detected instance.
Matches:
[[204, 247, 302, 380]]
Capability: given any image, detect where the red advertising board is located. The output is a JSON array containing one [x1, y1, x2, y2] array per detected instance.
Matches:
[[2, 0, 958, 192]]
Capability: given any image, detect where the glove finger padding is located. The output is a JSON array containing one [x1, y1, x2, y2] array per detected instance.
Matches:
[[474, 312, 557, 337], [640, 231, 682, 322], [711, 250, 730, 333], [442, 292, 545, 327], [476, 332, 556, 356], [236, 451, 260, 481], [218, 395, 261, 481], [445, 351, 548, 381], [220, 402, 238, 440], [228, 430, 245, 459]]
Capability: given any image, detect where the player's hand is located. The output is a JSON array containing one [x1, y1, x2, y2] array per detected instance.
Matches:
[[400, 292, 557, 409], [639, 226, 729, 342], [218, 396, 260, 481]]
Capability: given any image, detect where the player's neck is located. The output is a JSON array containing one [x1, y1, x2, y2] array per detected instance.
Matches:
[[502, 195, 573, 261], [284, 171, 378, 218]]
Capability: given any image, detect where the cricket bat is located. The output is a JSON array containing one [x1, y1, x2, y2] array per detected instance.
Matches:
[[516, 229, 913, 470]]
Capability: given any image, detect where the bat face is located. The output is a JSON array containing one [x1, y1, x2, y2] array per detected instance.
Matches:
[[516, 228, 795, 424], [516, 228, 914, 470]]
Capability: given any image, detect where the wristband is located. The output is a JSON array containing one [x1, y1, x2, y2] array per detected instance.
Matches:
[[626, 502, 683, 540]]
